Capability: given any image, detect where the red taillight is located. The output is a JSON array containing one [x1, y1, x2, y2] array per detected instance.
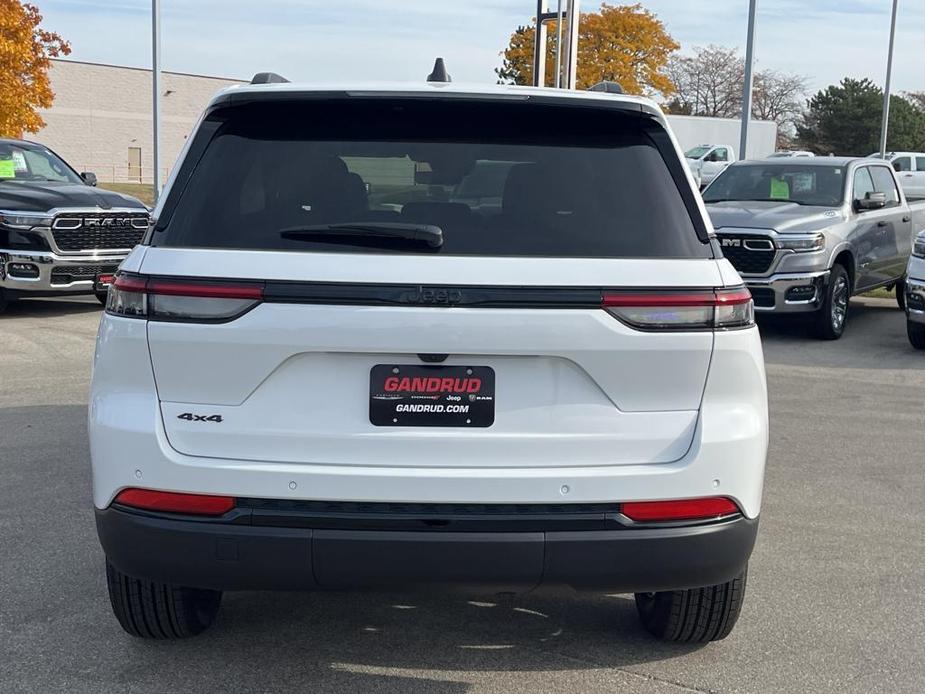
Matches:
[[602, 287, 754, 330], [114, 488, 235, 516], [621, 497, 740, 522], [113, 275, 147, 292], [107, 274, 264, 321], [146, 281, 264, 300], [602, 291, 717, 307]]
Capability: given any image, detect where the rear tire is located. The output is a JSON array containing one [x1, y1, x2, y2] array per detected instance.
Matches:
[[0, 289, 7, 314], [895, 278, 906, 312], [813, 264, 850, 340], [105, 560, 222, 639], [908, 320, 925, 350], [95, 291, 109, 307], [634, 567, 747, 643]]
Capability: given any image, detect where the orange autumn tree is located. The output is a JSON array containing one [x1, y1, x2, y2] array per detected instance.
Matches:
[[0, 0, 70, 138], [496, 3, 678, 98]]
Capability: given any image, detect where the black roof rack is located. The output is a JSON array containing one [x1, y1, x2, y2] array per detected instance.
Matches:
[[251, 72, 290, 85], [588, 80, 624, 94], [426, 58, 451, 83]]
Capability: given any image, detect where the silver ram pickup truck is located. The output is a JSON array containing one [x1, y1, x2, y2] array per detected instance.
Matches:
[[703, 157, 925, 339]]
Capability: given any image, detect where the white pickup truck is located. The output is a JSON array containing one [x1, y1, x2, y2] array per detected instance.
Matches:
[[874, 152, 925, 201], [685, 144, 736, 189]]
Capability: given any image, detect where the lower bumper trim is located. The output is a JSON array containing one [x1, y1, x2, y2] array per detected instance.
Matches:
[[96, 507, 758, 593], [0, 248, 125, 293], [745, 270, 830, 314]]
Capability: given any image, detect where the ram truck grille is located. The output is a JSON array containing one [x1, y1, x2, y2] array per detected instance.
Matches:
[[51, 213, 148, 252], [717, 234, 776, 275]]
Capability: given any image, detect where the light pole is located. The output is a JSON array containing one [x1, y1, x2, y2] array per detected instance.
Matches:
[[739, 0, 757, 160], [152, 0, 162, 200], [533, 0, 579, 89], [879, 0, 899, 158]]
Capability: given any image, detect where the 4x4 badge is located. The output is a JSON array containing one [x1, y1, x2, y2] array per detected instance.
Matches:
[[177, 412, 223, 423]]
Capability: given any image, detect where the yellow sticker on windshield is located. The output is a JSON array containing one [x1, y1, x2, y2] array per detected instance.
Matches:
[[0, 160, 15, 178], [770, 177, 790, 200]]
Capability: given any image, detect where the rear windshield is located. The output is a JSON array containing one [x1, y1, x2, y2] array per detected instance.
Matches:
[[153, 99, 709, 258], [704, 163, 846, 207]]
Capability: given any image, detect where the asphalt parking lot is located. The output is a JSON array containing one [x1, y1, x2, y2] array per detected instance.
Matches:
[[2, 295, 923, 694]]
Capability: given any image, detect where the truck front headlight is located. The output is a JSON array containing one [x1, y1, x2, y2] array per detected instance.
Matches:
[[776, 233, 825, 252], [0, 211, 52, 229], [913, 231, 925, 258]]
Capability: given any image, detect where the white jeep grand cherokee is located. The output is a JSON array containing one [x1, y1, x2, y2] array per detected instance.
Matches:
[[89, 76, 768, 642]]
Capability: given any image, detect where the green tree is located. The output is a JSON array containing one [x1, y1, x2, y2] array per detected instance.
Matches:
[[496, 3, 678, 97], [797, 78, 925, 155]]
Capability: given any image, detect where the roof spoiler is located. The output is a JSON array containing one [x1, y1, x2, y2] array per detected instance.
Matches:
[[251, 72, 290, 85]]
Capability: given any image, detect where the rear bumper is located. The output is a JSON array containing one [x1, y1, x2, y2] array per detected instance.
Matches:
[[0, 248, 124, 295], [744, 270, 830, 313], [96, 506, 758, 592]]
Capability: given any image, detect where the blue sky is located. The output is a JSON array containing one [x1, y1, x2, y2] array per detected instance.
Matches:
[[38, 0, 925, 95]]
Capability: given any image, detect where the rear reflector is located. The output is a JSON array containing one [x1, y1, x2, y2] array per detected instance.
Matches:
[[107, 274, 264, 322], [620, 497, 740, 522], [114, 488, 236, 516], [602, 287, 754, 330]]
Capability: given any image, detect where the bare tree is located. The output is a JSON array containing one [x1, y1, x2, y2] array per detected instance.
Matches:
[[665, 45, 808, 148], [752, 70, 810, 142], [665, 45, 744, 118]]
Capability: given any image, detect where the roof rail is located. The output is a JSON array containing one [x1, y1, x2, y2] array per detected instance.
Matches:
[[251, 72, 290, 85], [588, 81, 624, 94]]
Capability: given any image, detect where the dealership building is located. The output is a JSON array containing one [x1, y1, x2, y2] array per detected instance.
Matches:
[[33, 59, 242, 185]]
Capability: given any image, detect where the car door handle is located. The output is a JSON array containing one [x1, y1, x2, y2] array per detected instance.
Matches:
[[877, 220, 889, 227], [902, 216, 911, 222]]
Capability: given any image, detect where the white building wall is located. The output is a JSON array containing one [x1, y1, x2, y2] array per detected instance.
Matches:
[[33, 60, 243, 184]]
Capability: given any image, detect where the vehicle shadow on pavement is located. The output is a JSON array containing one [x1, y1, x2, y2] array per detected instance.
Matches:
[[186, 589, 703, 679], [1, 296, 102, 318], [758, 297, 925, 370]]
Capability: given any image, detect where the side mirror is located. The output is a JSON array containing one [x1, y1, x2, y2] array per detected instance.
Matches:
[[893, 161, 902, 172], [81, 171, 98, 186], [855, 191, 887, 211]]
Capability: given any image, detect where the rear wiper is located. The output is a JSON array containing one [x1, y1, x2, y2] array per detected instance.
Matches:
[[280, 222, 443, 249]]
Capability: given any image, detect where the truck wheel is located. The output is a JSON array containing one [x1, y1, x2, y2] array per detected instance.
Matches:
[[95, 291, 109, 307], [634, 567, 747, 643], [105, 560, 222, 639], [813, 264, 850, 340], [0, 289, 7, 314], [908, 321, 925, 350], [895, 278, 906, 312]]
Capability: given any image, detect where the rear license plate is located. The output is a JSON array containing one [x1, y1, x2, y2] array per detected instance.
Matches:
[[369, 364, 495, 427]]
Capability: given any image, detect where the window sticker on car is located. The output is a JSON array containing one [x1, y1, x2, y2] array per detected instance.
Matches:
[[791, 173, 814, 194], [0, 160, 14, 178], [770, 177, 790, 199], [12, 151, 27, 172]]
